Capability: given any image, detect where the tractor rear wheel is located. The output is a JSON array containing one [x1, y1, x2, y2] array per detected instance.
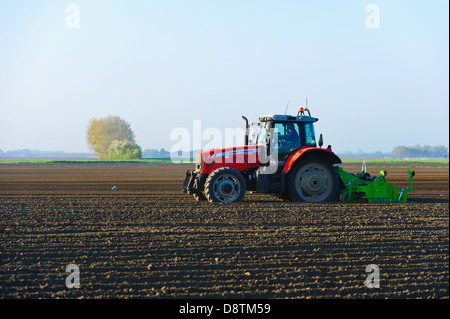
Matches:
[[287, 156, 339, 202], [204, 167, 246, 203]]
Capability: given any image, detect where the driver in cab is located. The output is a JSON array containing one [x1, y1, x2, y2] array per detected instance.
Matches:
[[276, 123, 300, 154], [284, 123, 299, 146]]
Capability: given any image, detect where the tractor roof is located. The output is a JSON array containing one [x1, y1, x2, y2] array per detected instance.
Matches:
[[258, 114, 318, 123]]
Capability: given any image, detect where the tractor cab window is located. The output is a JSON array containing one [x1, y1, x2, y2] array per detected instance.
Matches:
[[303, 122, 316, 147], [274, 122, 301, 153]]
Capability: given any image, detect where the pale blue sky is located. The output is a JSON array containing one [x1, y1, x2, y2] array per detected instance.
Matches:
[[0, 0, 448, 153]]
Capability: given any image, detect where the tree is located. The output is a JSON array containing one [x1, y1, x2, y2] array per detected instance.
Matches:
[[86, 118, 104, 158], [86, 116, 140, 159], [143, 148, 161, 158], [160, 148, 170, 157], [107, 140, 142, 160], [143, 148, 170, 158], [393, 145, 408, 158], [431, 145, 449, 158]]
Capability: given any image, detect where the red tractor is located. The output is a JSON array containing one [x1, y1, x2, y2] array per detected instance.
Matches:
[[182, 108, 342, 203]]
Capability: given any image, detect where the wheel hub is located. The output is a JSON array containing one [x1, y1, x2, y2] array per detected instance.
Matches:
[[213, 175, 240, 202], [295, 163, 332, 202], [304, 174, 323, 192], [220, 181, 233, 195]]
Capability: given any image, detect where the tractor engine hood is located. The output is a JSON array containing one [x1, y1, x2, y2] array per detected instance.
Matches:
[[196, 145, 262, 174]]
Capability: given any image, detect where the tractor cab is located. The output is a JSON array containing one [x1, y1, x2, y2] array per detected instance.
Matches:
[[253, 108, 321, 168]]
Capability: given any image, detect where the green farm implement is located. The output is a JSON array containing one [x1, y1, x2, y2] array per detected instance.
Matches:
[[336, 163, 415, 203]]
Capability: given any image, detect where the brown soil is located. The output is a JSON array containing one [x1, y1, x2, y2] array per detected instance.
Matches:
[[0, 162, 448, 298]]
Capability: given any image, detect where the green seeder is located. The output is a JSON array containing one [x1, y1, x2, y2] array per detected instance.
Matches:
[[336, 163, 415, 203]]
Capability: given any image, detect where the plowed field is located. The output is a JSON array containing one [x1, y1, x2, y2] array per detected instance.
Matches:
[[0, 162, 448, 299]]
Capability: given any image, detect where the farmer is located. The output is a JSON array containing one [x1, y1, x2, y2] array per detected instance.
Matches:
[[284, 123, 299, 146]]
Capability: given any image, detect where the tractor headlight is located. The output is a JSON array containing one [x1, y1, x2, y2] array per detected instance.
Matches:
[[196, 153, 203, 171]]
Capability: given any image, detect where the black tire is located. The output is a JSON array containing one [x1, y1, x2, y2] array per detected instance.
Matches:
[[278, 193, 292, 201], [193, 192, 207, 202], [286, 156, 339, 202], [204, 167, 246, 203]]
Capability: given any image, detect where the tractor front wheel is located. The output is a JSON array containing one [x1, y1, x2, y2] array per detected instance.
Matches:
[[193, 192, 207, 201], [204, 167, 246, 203], [287, 156, 339, 202]]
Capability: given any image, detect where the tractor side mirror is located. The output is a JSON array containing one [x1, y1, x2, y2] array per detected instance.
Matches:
[[318, 134, 323, 148]]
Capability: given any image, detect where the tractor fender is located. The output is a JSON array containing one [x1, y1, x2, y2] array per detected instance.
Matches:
[[282, 147, 342, 173]]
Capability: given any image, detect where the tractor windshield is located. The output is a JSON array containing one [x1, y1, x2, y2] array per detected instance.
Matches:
[[256, 120, 317, 148], [274, 122, 301, 154]]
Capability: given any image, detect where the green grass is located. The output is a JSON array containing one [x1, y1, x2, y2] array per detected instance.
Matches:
[[0, 157, 194, 164]]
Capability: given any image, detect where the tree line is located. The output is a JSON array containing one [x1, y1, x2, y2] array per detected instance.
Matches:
[[142, 148, 170, 158], [392, 145, 448, 158]]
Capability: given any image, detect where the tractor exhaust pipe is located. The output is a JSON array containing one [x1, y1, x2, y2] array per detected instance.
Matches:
[[242, 116, 249, 145]]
